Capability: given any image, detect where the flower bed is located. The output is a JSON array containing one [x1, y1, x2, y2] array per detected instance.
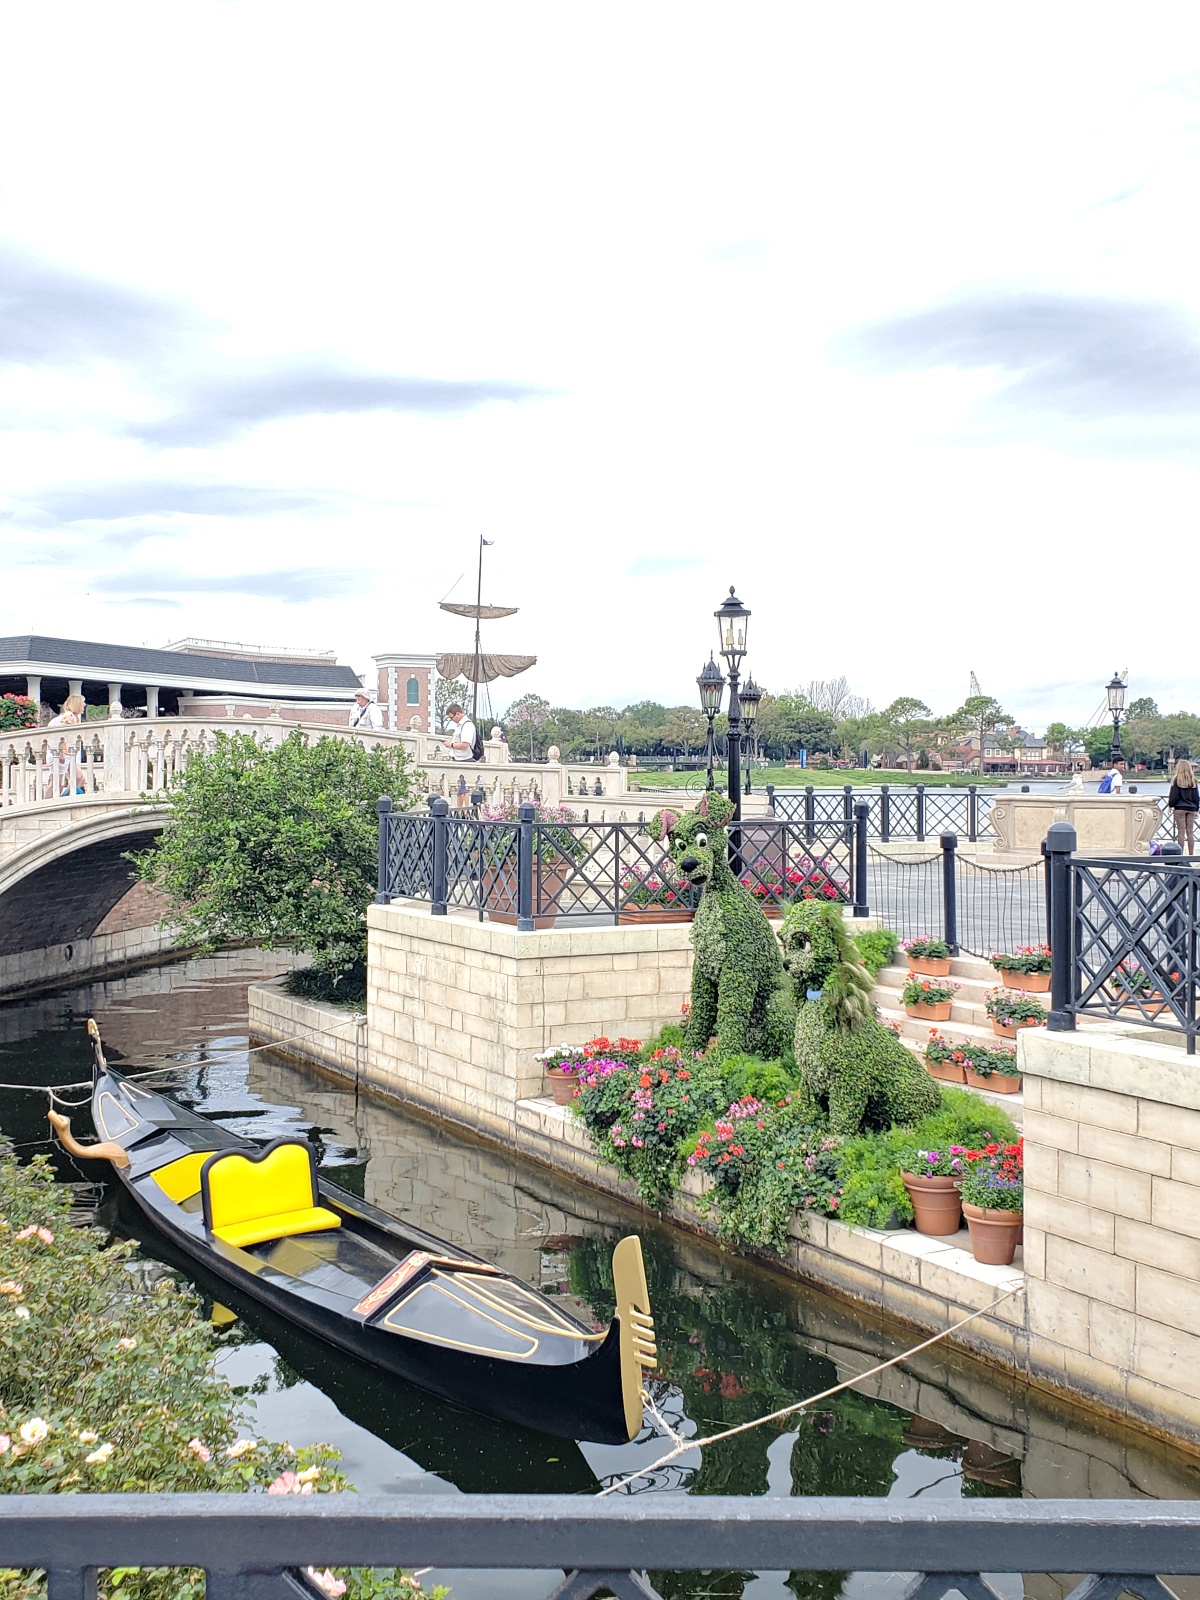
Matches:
[[0, 693, 38, 733]]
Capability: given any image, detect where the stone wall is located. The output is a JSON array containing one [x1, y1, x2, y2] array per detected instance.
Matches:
[[0, 922, 180, 999], [365, 903, 693, 1140], [1021, 1026, 1200, 1448]]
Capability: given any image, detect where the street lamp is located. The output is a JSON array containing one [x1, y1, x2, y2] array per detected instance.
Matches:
[[715, 586, 750, 818], [1106, 671, 1126, 764], [739, 676, 762, 795], [696, 655, 725, 792]]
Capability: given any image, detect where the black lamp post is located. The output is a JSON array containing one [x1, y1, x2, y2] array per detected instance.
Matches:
[[715, 586, 750, 820], [1106, 671, 1126, 764], [696, 655, 725, 792], [739, 676, 762, 795]]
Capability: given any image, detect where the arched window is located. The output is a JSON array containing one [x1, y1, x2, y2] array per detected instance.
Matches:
[[406, 676, 420, 706]]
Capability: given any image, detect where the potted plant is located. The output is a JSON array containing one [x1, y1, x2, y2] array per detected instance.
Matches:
[[985, 988, 1046, 1039], [1106, 963, 1174, 1017], [480, 800, 586, 928], [902, 976, 959, 1022], [0, 692, 39, 732], [739, 864, 848, 918], [959, 1140, 1023, 1264], [538, 1036, 641, 1105], [924, 1029, 967, 1084], [961, 1044, 1021, 1095], [897, 1144, 969, 1235], [989, 945, 1052, 993], [901, 936, 952, 978], [619, 870, 694, 926]]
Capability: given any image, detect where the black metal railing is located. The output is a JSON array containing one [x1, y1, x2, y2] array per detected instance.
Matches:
[[1046, 823, 1199, 1053], [867, 833, 1045, 957], [376, 798, 870, 926], [2, 1491, 1198, 1599], [767, 783, 996, 841]]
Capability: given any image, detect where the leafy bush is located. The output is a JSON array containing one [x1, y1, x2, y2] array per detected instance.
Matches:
[[718, 1053, 797, 1105], [135, 731, 418, 981], [0, 1153, 440, 1600], [286, 961, 367, 1006], [836, 1134, 914, 1228], [691, 1103, 843, 1251], [853, 928, 899, 976]]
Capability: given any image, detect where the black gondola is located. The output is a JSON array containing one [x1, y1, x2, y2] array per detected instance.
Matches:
[[49, 1022, 656, 1445]]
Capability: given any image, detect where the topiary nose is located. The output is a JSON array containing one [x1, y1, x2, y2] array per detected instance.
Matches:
[[680, 855, 699, 873]]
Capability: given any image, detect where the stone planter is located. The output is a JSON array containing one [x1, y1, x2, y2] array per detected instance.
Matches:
[[617, 906, 693, 926], [907, 953, 952, 978], [544, 1066, 578, 1106], [900, 1172, 963, 1236], [906, 999, 953, 1022], [926, 1056, 966, 1085], [962, 1203, 1023, 1265], [999, 968, 1050, 992], [964, 1066, 1021, 1095]]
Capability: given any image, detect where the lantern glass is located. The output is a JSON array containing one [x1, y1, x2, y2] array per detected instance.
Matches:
[[739, 676, 762, 730], [697, 656, 725, 717], [1106, 673, 1126, 715], [715, 587, 750, 665]]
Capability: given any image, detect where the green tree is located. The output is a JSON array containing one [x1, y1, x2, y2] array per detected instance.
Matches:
[[952, 695, 1010, 774], [434, 675, 471, 725], [1127, 696, 1160, 721], [1084, 724, 1115, 769], [880, 697, 932, 771], [135, 731, 417, 987], [503, 692, 553, 760]]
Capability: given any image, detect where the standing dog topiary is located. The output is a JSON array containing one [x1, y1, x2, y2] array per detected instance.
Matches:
[[779, 900, 941, 1135], [651, 791, 794, 1061]]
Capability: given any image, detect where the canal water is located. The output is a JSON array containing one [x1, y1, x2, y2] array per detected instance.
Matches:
[[2, 951, 1199, 1600]]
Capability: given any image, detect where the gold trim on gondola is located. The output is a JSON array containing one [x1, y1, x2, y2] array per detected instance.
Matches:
[[382, 1280, 540, 1358], [612, 1235, 655, 1441]]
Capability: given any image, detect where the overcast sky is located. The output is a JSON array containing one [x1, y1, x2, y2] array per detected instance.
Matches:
[[2, 0, 1198, 730]]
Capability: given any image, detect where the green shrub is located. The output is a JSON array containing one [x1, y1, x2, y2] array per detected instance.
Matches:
[[0, 1153, 443, 1600], [719, 1053, 797, 1105], [853, 928, 899, 977], [913, 1086, 1019, 1149], [836, 1133, 914, 1227]]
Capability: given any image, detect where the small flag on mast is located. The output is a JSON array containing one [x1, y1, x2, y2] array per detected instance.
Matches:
[[482, 538, 494, 546]]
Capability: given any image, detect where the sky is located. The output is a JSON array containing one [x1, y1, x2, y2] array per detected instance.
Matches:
[[2, 0, 1198, 731]]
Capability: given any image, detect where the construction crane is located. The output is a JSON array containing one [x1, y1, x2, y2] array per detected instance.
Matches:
[[968, 671, 982, 699], [1084, 669, 1128, 729]]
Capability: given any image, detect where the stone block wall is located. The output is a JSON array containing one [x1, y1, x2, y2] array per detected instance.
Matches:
[[1021, 1026, 1200, 1447], [365, 903, 693, 1141]]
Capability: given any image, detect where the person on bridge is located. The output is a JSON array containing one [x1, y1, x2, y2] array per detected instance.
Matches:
[[46, 694, 87, 795], [1169, 758, 1198, 856], [348, 689, 384, 730]]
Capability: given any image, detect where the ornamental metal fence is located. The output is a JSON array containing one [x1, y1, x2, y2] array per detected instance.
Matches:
[[376, 799, 868, 926], [2, 1491, 1198, 1600], [1045, 825, 1199, 1054], [767, 784, 996, 842]]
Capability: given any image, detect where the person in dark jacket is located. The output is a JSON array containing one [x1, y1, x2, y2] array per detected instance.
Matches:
[[1168, 758, 1198, 856]]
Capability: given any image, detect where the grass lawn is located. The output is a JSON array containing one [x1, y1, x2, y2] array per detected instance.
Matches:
[[628, 767, 1007, 790]]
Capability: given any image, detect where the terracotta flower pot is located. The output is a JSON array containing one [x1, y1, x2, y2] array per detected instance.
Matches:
[[901, 1172, 963, 1236], [1000, 969, 1050, 992], [907, 953, 952, 978], [544, 1066, 578, 1106], [906, 999, 953, 1021], [618, 906, 693, 926], [926, 1056, 966, 1084], [962, 1203, 1023, 1265], [964, 1066, 1021, 1094], [485, 857, 572, 929]]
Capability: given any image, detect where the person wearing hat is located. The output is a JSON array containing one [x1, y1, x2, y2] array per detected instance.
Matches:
[[348, 687, 384, 730]]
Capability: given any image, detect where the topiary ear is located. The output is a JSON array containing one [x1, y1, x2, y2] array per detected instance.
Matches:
[[696, 790, 734, 828], [649, 808, 679, 844]]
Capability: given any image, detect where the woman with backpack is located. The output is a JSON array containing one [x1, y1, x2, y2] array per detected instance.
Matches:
[[1168, 758, 1199, 856]]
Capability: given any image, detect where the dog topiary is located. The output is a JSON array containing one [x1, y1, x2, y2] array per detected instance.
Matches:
[[650, 791, 794, 1062], [779, 899, 941, 1135]]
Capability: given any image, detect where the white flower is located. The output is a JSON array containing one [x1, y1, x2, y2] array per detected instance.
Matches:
[[19, 1418, 49, 1446], [295, 1465, 320, 1483], [225, 1438, 257, 1459], [117, 1337, 137, 1351], [0, 1436, 10, 1455], [304, 1570, 346, 1597], [85, 1442, 114, 1465], [78, 1431, 99, 1444], [14, 1306, 30, 1321]]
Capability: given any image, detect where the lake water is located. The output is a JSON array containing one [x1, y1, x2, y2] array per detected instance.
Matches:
[[3, 951, 1198, 1598]]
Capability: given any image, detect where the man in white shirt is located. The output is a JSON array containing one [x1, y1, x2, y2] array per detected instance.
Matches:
[[348, 689, 384, 730], [442, 703, 478, 761]]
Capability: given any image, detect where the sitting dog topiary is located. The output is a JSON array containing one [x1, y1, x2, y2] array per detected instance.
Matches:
[[651, 791, 794, 1062], [779, 899, 941, 1135]]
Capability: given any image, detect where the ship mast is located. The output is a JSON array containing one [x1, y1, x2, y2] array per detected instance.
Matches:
[[472, 536, 485, 729]]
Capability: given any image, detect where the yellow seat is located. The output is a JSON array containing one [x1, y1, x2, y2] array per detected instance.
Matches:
[[152, 1150, 214, 1203], [200, 1141, 341, 1250]]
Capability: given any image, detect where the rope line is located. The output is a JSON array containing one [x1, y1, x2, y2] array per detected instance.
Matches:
[[600, 1284, 1024, 1498]]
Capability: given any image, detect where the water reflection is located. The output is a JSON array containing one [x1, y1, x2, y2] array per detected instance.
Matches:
[[2, 952, 1200, 1596]]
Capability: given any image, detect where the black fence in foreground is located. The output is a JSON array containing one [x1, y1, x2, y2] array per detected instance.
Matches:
[[376, 798, 869, 926], [1046, 825, 1200, 1054], [3, 1491, 1199, 1599]]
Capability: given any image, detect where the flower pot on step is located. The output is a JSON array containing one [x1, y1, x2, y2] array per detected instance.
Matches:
[[962, 1203, 1023, 1265], [1001, 969, 1050, 992], [900, 1172, 963, 1236], [964, 1066, 1021, 1094], [906, 999, 953, 1022], [907, 954, 952, 978], [544, 1066, 578, 1106], [926, 1057, 966, 1084], [991, 1016, 1040, 1039]]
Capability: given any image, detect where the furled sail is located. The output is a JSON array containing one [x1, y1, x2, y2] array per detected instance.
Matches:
[[436, 652, 537, 684], [438, 602, 520, 620]]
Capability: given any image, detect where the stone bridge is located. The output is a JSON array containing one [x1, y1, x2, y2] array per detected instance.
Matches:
[[0, 715, 637, 997]]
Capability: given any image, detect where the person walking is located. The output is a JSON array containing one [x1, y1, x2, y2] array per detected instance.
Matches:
[[348, 689, 384, 730], [46, 693, 86, 795], [1168, 757, 1198, 856]]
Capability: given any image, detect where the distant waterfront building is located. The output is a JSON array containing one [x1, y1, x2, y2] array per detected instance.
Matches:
[[0, 635, 365, 723], [373, 652, 439, 733]]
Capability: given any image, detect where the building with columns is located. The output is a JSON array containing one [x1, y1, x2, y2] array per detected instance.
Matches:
[[0, 635, 365, 722], [374, 651, 439, 733]]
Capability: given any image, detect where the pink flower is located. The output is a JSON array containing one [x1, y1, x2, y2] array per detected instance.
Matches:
[[0, 1436, 9, 1455], [268, 1470, 314, 1495], [187, 1438, 211, 1462], [15, 1226, 54, 1244]]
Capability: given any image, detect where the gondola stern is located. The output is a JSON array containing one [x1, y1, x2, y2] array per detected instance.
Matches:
[[611, 1234, 656, 1441]]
